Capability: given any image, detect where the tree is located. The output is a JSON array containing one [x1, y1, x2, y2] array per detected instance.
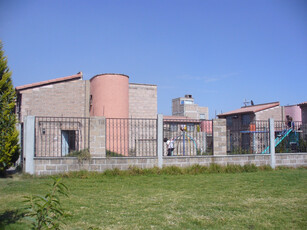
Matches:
[[0, 41, 20, 174]]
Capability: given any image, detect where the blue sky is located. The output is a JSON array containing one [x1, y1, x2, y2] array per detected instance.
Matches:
[[0, 0, 306, 118]]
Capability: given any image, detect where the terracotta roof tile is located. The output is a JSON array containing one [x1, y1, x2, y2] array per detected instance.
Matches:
[[16, 72, 83, 91], [218, 102, 280, 117]]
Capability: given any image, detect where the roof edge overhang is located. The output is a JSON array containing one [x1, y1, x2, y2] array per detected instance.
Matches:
[[16, 72, 83, 91]]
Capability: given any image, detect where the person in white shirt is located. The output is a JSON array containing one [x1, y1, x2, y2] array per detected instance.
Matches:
[[164, 138, 174, 156]]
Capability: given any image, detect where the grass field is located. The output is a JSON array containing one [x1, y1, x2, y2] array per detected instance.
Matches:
[[0, 167, 306, 229]]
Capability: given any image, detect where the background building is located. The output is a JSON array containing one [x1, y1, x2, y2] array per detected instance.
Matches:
[[172, 95, 209, 120]]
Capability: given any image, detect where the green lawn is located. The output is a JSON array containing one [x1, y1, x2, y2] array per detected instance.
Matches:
[[0, 168, 306, 229]]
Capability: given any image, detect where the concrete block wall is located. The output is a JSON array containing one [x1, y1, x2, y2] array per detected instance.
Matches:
[[255, 106, 284, 121], [19, 79, 90, 122], [34, 157, 158, 175], [89, 117, 106, 157], [129, 83, 157, 118], [213, 119, 227, 155], [34, 153, 307, 175]]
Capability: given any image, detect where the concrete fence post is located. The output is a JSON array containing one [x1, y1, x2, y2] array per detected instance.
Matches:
[[157, 114, 163, 168], [269, 118, 276, 169], [213, 119, 227, 155], [16, 123, 23, 166], [24, 116, 35, 174], [89, 116, 106, 157]]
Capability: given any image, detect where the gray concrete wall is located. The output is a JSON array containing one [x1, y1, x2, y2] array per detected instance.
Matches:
[[18, 79, 90, 122], [89, 117, 106, 157], [34, 153, 307, 175], [129, 83, 157, 118], [213, 119, 227, 155]]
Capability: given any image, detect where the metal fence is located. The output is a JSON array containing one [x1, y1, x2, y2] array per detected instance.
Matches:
[[274, 121, 307, 153], [106, 118, 157, 157], [163, 119, 213, 156], [227, 120, 307, 154], [35, 117, 90, 157], [227, 120, 269, 154]]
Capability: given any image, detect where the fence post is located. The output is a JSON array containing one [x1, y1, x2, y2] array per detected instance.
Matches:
[[24, 116, 35, 174], [90, 117, 106, 157], [269, 118, 276, 169], [16, 123, 23, 166], [213, 119, 227, 155], [157, 114, 163, 168]]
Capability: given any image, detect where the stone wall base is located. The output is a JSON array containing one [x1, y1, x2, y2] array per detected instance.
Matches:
[[34, 153, 307, 175]]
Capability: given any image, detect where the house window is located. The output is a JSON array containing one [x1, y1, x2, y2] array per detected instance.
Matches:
[[226, 117, 233, 126], [61, 130, 78, 156], [181, 100, 193, 105], [242, 114, 251, 126], [200, 114, 206, 120]]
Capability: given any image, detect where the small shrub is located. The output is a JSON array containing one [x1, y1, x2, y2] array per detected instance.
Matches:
[[143, 167, 161, 175], [258, 165, 273, 171], [243, 164, 258, 172], [224, 164, 244, 173], [66, 149, 91, 165], [161, 166, 183, 175], [103, 168, 123, 176], [208, 163, 223, 173], [23, 177, 69, 229], [184, 164, 208, 174], [128, 166, 144, 175]]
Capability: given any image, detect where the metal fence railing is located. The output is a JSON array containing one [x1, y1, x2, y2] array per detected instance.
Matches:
[[35, 117, 90, 157], [274, 121, 307, 153], [227, 120, 307, 154], [163, 119, 213, 156], [106, 118, 157, 157], [227, 120, 269, 154]]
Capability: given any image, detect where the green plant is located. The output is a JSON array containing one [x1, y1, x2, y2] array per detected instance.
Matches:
[[106, 150, 124, 157], [23, 177, 69, 229], [0, 41, 20, 174], [299, 138, 307, 152], [66, 149, 91, 165]]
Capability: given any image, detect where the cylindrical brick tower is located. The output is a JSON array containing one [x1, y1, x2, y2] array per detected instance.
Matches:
[[90, 73, 129, 156], [90, 73, 129, 118]]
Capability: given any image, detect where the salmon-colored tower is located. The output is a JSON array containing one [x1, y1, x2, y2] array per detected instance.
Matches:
[[90, 73, 129, 118], [90, 74, 129, 156]]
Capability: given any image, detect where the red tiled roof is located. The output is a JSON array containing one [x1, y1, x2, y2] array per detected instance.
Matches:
[[15, 72, 83, 91], [218, 102, 280, 117]]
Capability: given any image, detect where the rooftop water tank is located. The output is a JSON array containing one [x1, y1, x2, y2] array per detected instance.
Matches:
[[90, 73, 129, 118]]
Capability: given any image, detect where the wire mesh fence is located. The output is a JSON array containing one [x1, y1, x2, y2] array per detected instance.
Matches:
[[35, 117, 90, 157], [163, 119, 213, 156], [106, 118, 157, 157]]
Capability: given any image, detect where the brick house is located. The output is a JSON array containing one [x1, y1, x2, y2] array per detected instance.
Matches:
[[16, 72, 157, 157], [217, 102, 285, 154]]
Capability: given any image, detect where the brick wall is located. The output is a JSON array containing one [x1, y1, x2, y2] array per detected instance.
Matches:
[[129, 83, 157, 118], [19, 79, 90, 122], [34, 153, 307, 175]]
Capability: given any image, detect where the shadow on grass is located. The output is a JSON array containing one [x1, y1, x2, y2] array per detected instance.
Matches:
[[0, 210, 24, 227]]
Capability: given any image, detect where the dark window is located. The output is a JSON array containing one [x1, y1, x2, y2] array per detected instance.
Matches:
[[61, 130, 78, 156], [242, 114, 251, 126]]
